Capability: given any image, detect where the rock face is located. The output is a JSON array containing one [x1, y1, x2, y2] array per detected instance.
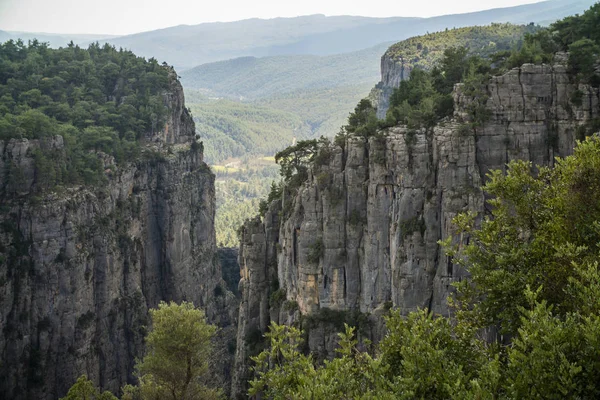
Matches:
[[372, 53, 414, 119], [0, 73, 237, 399], [231, 61, 600, 397]]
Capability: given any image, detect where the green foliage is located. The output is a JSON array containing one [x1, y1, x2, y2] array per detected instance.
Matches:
[[306, 239, 324, 265], [133, 301, 221, 400], [385, 23, 539, 70], [250, 138, 600, 400], [257, 84, 375, 139], [505, 287, 600, 399], [213, 162, 279, 247], [59, 375, 118, 400], [0, 39, 171, 192], [283, 300, 299, 312], [348, 209, 365, 226], [386, 47, 491, 131], [379, 309, 497, 399], [502, 3, 600, 81], [302, 308, 371, 336], [269, 288, 287, 307], [188, 99, 312, 163], [250, 323, 387, 399], [447, 137, 600, 335], [274, 139, 319, 187], [344, 99, 379, 137], [399, 216, 426, 241], [568, 39, 600, 80], [551, 3, 600, 51]]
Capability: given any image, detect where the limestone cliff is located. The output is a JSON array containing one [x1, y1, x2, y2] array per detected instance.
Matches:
[[0, 72, 237, 399], [372, 53, 413, 119], [232, 61, 600, 397]]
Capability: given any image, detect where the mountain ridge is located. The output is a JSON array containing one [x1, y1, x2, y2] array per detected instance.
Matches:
[[1, 0, 595, 70]]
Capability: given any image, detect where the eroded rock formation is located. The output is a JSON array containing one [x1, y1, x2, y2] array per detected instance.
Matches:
[[231, 61, 600, 397], [0, 72, 237, 399]]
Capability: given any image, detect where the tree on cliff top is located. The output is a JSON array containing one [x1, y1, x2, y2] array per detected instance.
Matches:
[[249, 137, 600, 400]]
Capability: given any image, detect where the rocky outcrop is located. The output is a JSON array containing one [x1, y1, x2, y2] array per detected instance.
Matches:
[[372, 54, 414, 119], [231, 209, 280, 398], [0, 73, 237, 399], [232, 61, 600, 396]]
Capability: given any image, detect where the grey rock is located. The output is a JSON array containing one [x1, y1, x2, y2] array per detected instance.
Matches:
[[0, 73, 238, 399], [232, 61, 600, 396]]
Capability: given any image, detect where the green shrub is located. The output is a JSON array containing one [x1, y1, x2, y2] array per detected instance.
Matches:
[[283, 300, 299, 312], [270, 288, 286, 307], [348, 209, 365, 226], [571, 89, 584, 107], [399, 216, 426, 241], [307, 239, 324, 264]]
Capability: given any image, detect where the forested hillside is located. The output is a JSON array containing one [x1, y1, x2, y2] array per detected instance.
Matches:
[[180, 43, 389, 99], [256, 84, 376, 138], [188, 98, 312, 162], [384, 23, 539, 66], [0, 40, 176, 191]]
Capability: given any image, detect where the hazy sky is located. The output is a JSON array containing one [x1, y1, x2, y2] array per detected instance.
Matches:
[[0, 0, 542, 36]]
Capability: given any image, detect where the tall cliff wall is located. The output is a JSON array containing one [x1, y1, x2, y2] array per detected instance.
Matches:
[[0, 73, 237, 399], [232, 61, 600, 397]]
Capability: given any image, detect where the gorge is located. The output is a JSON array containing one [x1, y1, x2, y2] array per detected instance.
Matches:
[[1, 5, 600, 399]]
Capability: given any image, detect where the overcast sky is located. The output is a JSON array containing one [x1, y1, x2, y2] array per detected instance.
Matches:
[[0, 0, 543, 36]]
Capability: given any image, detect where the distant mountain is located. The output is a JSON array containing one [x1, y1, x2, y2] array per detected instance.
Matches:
[[102, 15, 409, 70], [103, 0, 595, 69], [180, 42, 391, 99], [1, 0, 594, 70], [0, 30, 118, 47]]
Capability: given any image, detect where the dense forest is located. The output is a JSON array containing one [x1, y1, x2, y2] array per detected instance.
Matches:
[[188, 98, 311, 163], [179, 43, 388, 100], [384, 23, 540, 69], [247, 3, 600, 398], [214, 163, 279, 247], [0, 40, 173, 191]]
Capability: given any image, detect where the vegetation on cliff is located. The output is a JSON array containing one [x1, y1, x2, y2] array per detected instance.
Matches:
[[62, 302, 220, 400], [251, 136, 600, 400], [0, 40, 173, 190], [384, 23, 539, 69], [247, 4, 600, 398], [356, 4, 600, 138]]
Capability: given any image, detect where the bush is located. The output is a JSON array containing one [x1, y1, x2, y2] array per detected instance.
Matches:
[[307, 239, 324, 264], [269, 288, 286, 307], [348, 209, 365, 226], [399, 216, 426, 241]]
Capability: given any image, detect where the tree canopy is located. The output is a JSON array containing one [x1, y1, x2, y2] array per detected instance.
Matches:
[[0, 40, 172, 193], [129, 302, 220, 400], [63, 302, 220, 400]]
